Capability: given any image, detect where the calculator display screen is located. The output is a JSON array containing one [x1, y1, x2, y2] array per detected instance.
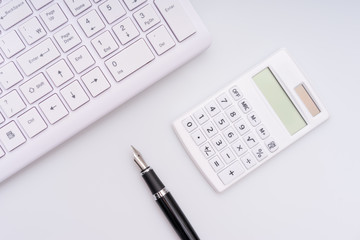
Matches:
[[253, 68, 307, 135]]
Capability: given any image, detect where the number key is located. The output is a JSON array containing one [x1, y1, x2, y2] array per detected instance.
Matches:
[[99, 0, 126, 24], [113, 18, 140, 45]]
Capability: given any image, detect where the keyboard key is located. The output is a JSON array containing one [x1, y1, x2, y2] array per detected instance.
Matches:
[[46, 59, 74, 87], [91, 31, 119, 58], [60, 81, 90, 110], [0, 146, 5, 158], [0, 62, 23, 89], [20, 73, 53, 104], [0, 31, 26, 58], [67, 46, 95, 73], [113, 18, 140, 45], [0, 121, 26, 151], [39, 94, 68, 124], [105, 39, 154, 82], [147, 25, 175, 55], [224, 105, 241, 122], [29, 0, 53, 10], [17, 38, 61, 76], [133, 5, 161, 32], [123, 0, 146, 10], [19, 17, 47, 45], [0, 0, 33, 30], [78, 10, 105, 37], [18, 107, 47, 138], [40, 4, 68, 31], [154, 0, 196, 42], [218, 161, 244, 185], [64, 0, 92, 16], [0, 90, 26, 118], [54, 25, 82, 52], [81, 67, 111, 97], [99, 0, 126, 24]]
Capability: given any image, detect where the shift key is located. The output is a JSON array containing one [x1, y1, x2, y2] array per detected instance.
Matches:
[[17, 38, 60, 76], [154, 0, 196, 42]]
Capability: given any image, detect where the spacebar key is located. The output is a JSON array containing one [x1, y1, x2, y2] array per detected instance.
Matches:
[[17, 38, 60, 76], [105, 39, 154, 82], [154, 0, 196, 42]]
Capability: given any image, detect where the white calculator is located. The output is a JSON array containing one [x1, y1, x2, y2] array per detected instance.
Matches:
[[173, 49, 329, 192]]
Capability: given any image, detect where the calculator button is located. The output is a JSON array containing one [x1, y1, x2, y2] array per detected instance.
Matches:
[[225, 105, 241, 122], [211, 135, 227, 151], [209, 156, 224, 172], [234, 119, 250, 135], [205, 100, 220, 117], [243, 132, 258, 148], [240, 153, 257, 169], [256, 124, 270, 139], [191, 129, 206, 146], [252, 144, 268, 161], [216, 93, 232, 109], [202, 121, 218, 138], [220, 148, 236, 164], [193, 108, 209, 125], [213, 113, 229, 130], [231, 139, 248, 156], [238, 99, 252, 113], [218, 161, 245, 185], [223, 127, 239, 143], [229, 86, 243, 101], [199, 143, 215, 159], [265, 138, 279, 153], [182, 116, 197, 132], [247, 111, 261, 126]]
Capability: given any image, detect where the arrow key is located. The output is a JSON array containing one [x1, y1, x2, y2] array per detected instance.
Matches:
[[60, 80, 89, 110], [81, 67, 110, 97], [46, 59, 74, 87], [39, 94, 69, 124]]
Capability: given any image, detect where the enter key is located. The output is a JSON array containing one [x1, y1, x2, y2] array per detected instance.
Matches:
[[154, 0, 196, 42]]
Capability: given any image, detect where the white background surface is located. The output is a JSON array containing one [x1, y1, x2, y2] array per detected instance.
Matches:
[[1, 0, 360, 239]]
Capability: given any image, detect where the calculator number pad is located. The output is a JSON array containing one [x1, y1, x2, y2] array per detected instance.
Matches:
[[183, 86, 279, 185]]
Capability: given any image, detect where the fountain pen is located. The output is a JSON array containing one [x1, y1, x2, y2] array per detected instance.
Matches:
[[131, 146, 200, 240]]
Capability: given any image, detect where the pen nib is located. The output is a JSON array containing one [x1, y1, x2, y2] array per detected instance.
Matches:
[[131, 145, 149, 171]]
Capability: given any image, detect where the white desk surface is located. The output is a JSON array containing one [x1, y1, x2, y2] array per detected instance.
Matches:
[[1, 1, 359, 239]]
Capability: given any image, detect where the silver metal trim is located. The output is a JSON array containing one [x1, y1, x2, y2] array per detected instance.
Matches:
[[153, 188, 169, 200]]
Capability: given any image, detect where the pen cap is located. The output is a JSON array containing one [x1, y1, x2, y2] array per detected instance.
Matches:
[[142, 169, 165, 195]]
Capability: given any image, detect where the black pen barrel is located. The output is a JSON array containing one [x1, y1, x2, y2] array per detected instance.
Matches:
[[156, 192, 200, 240]]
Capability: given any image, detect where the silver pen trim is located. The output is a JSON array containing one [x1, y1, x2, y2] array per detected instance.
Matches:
[[153, 188, 169, 200]]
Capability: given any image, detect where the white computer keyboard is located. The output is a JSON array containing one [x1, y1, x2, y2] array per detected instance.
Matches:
[[0, 0, 211, 182]]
